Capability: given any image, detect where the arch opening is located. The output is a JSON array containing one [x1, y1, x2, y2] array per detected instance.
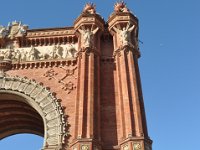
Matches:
[[0, 93, 44, 140], [0, 134, 43, 150], [0, 75, 67, 150]]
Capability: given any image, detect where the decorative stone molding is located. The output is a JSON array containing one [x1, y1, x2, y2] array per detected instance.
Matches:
[[123, 145, 129, 150], [76, 46, 100, 59], [113, 45, 140, 58], [81, 145, 89, 150], [0, 75, 68, 149], [0, 44, 78, 63], [11, 59, 77, 70], [27, 29, 75, 37], [133, 143, 141, 150]]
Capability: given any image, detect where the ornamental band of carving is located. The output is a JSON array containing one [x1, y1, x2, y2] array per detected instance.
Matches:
[[0, 75, 67, 149]]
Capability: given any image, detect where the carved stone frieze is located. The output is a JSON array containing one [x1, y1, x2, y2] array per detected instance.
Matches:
[[0, 75, 68, 149], [0, 43, 78, 62]]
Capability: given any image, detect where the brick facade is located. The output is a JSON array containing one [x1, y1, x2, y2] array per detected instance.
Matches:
[[0, 2, 152, 150]]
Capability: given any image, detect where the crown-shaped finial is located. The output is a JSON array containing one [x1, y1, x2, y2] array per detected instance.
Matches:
[[114, 1, 130, 13], [83, 2, 96, 14]]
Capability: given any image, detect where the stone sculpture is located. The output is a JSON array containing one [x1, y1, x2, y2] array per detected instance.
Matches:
[[0, 44, 77, 62], [0, 21, 28, 39], [63, 44, 77, 58], [114, 1, 130, 13], [78, 26, 99, 48], [83, 3, 96, 14], [0, 26, 8, 38], [113, 22, 135, 46], [28, 46, 40, 61], [20, 50, 28, 62]]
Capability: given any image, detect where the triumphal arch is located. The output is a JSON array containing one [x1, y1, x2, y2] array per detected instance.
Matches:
[[0, 2, 152, 150]]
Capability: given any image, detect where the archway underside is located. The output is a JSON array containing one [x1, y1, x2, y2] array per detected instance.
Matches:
[[0, 75, 67, 149], [0, 95, 44, 140]]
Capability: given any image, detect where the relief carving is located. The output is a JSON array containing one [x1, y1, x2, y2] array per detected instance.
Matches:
[[113, 22, 135, 47], [0, 44, 78, 62], [123, 145, 129, 150], [0, 26, 8, 38], [78, 25, 99, 48], [81, 145, 89, 150], [0, 21, 28, 39], [44, 66, 77, 94], [133, 143, 141, 150]]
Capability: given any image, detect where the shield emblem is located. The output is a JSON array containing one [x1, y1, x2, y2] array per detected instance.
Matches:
[[9, 25, 19, 36]]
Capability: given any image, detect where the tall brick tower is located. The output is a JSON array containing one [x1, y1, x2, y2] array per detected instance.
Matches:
[[0, 2, 152, 150]]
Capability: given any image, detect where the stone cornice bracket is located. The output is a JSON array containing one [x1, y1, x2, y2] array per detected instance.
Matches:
[[74, 3, 105, 52], [108, 1, 140, 56]]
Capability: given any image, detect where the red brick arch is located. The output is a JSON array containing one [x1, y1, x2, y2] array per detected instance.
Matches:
[[0, 75, 67, 149]]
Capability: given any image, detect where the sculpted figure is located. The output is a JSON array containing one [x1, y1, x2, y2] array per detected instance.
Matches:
[[28, 46, 40, 61], [49, 46, 57, 59], [14, 49, 21, 61], [0, 51, 5, 60], [50, 45, 63, 59], [63, 44, 77, 59], [0, 26, 8, 38], [4, 48, 14, 60], [18, 22, 28, 35], [20, 49, 28, 61], [113, 22, 135, 46], [55, 44, 63, 59], [78, 26, 99, 48], [7, 21, 28, 39]]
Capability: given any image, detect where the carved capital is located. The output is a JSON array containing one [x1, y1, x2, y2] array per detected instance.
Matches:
[[77, 47, 100, 58], [113, 45, 140, 58]]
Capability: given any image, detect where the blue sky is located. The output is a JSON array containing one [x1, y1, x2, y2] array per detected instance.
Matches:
[[0, 0, 200, 150]]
